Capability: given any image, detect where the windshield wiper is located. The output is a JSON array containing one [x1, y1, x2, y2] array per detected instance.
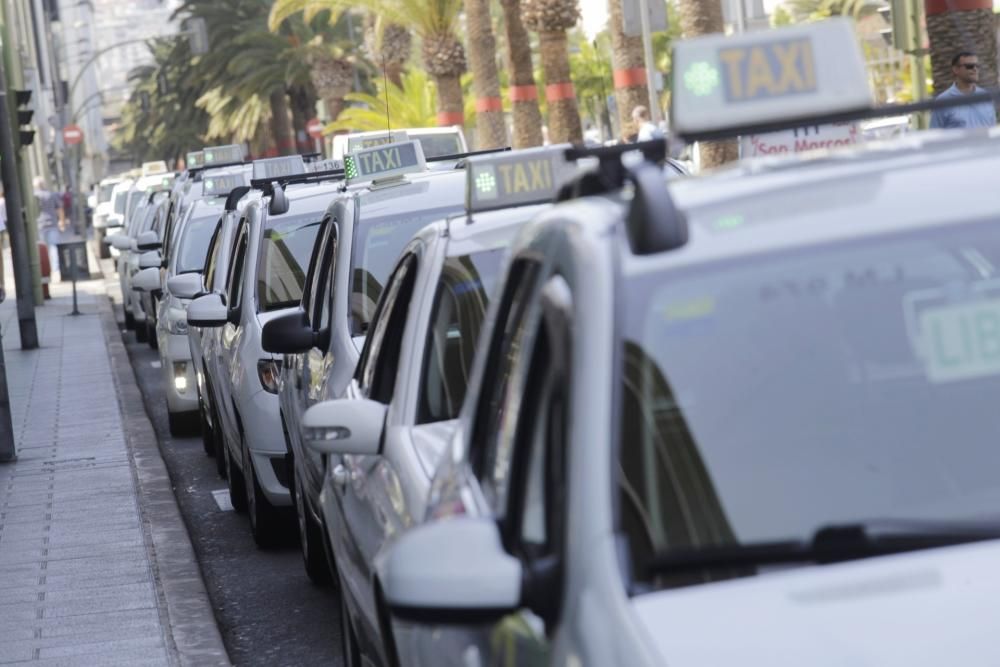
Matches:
[[645, 519, 1000, 576]]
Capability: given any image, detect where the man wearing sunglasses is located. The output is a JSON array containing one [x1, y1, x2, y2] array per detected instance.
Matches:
[[930, 52, 996, 129]]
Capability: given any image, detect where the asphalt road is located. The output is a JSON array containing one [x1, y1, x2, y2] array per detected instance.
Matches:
[[118, 314, 344, 667]]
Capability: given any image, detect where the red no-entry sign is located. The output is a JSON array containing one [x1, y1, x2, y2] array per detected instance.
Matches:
[[63, 124, 83, 145], [306, 118, 324, 139]]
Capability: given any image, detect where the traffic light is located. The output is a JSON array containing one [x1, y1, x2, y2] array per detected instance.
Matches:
[[878, 0, 916, 53], [13, 89, 34, 147]]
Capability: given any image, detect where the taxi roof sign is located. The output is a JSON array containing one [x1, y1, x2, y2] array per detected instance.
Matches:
[[203, 172, 248, 198], [671, 19, 873, 139], [344, 140, 425, 185], [203, 144, 244, 166], [252, 155, 306, 180], [347, 130, 409, 154], [308, 158, 343, 173], [186, 151, 204, 168], [466, 147, 573, 214]]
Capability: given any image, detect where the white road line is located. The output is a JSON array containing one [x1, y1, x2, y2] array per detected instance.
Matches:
[[150, 361, 162, 369], [212, 489, 234, 512]]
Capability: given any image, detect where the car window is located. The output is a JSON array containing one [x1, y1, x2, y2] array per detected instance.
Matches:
[[99, 183, 116, 203], [256, 215, 323, 312], [357, 254, 418, 404], [471, 260, 542, 515], [313, 228, 337, 333], [350, 207, 459, 335], [418, 248, 505, 423], [414, 134, 463, 159], [226, 223, 249, 311], [204, 223, 223, 289], [175, 213, 221, 274], [113, 190, 128, 215], [301, 220, 331, 327]]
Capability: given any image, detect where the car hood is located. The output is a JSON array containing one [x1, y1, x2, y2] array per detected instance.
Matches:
[[631, 539, 1000, 666]]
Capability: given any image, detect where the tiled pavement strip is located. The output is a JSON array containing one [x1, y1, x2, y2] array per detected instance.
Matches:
[[0, 252, 229, 666]]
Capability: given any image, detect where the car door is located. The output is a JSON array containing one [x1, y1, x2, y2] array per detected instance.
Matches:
[[217, 219, 250, 451], [333, 253, 420, 640]]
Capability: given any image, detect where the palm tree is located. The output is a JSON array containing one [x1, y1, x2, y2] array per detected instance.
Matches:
[[499, 0, 544, 147], [522, 0, 584, 143], [363, 14, 413, 87], [270, 0, 465, 127], [328, 69, 440, 131], [465, 0, 508, 148], [925, 0, 998, 94], [675, 0, 736, 167], [609, 0, 650, 140]]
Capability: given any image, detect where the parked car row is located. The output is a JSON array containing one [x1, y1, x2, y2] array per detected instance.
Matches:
[[105, 21, 1000, 667]]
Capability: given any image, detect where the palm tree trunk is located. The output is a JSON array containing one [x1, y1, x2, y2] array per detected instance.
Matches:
[[434, 74, 465, 127], [500, 0, 543, 148], [609, 0, 650, 139], [289, 86, 317, 154], [676, 0, 737, 167], [537, 30, 583, 144], [465, 0, 508, 148], [268, 90, 295, 156], [926, 0, 998, 94]]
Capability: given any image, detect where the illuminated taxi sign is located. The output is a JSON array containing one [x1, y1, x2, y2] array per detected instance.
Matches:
[[466, 149, 571, 214], [671, 18, 873, 137], [308, 158, 343, 173], [347, 131, 409, 153], [186, 151, 204, 168], [202, 172, 248, 198], [252, 155, 306, 180], [344, 140, 425, 185], [202, 144, 244, 166]]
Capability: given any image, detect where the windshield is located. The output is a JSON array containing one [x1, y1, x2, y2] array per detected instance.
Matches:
[[99, 183, 117, 203], [126, 191, 144, 220], [414, 134, 463, 159], [619, 221, 1000, 589], [113, 191, 128, 215], [418, 249, 505, 423], [257, 215, 322, 312], [350, 206, 459, 334], [175, 212, 221, 274]]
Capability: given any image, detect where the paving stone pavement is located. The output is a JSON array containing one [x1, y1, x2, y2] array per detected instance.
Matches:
[[0, 259, 228, 667]]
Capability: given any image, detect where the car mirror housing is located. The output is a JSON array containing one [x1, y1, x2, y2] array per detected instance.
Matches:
[[375, 517, 523, 625], [260, 309, 315, 354], [109, 234, 132, 251], [167, 272, 203, 300], [302, 398, 387, 456], [132, 267, 161, 293], [137, 250, 161, 270], [187, 292, 228, 328], [136, 230, 161, 251]]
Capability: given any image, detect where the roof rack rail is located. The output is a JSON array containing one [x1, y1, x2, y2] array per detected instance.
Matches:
[[225, 185, 252, 212], [426, 146, 511, 167], [190, 161, 246, 181], [557, 140, 686, 255], [677, 91, 1000, 144], [248, 167, 345, 193]]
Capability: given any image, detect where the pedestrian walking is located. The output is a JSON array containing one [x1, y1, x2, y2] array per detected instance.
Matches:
[[33, 177, 66, 274], [930, 52, 997, 129], [631, 105, 664, 142]]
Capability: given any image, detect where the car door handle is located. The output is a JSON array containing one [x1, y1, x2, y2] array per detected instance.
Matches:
[[332, 464, 349, 487]]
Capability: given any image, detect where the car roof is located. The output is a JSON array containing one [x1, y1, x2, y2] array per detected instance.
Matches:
[[445, 203, 552, 257], [616, 129, 1000, 277], [354, 169, 466, 219], [263, 179, 344, 225]]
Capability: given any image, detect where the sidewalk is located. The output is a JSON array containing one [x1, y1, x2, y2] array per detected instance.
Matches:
[[0, 258, 228, 666]]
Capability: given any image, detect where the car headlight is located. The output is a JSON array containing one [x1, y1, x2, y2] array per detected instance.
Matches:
[[167, 307, 188, 335], [257, 359, 282, 394]]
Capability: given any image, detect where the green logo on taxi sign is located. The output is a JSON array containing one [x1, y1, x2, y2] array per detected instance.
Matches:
[[684, 62, 720, 97], [475, 170, 497, 198], [344, 156, 358, 180]]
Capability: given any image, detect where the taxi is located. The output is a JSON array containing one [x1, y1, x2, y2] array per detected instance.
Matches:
[[260, 140, 468, 584], [187, 156, 343, 546], [134, 170, 250, 435], [298, 147, 580, 664], [375, 20, 1000, 667]]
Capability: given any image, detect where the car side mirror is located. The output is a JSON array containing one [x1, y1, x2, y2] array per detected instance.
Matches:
[[302, 398, 387, 456], [167, 272, 203, 300], [261, 309, 317, 354], [132, 267, 161, 293], [187, 293, 228, 328], [136, 230, 160, 251], [109, 234, 131, 250], [137, 250, 160, 270], [375, 517, 523, 625]]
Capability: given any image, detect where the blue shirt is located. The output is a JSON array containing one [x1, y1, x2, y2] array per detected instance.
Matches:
[[930, 84, 997, 129]]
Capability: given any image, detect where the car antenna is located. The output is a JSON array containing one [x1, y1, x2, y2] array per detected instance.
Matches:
[[383, 58, 391, 135]]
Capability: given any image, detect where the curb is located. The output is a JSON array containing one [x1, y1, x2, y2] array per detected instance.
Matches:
[[97, 296, 231, 666]]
